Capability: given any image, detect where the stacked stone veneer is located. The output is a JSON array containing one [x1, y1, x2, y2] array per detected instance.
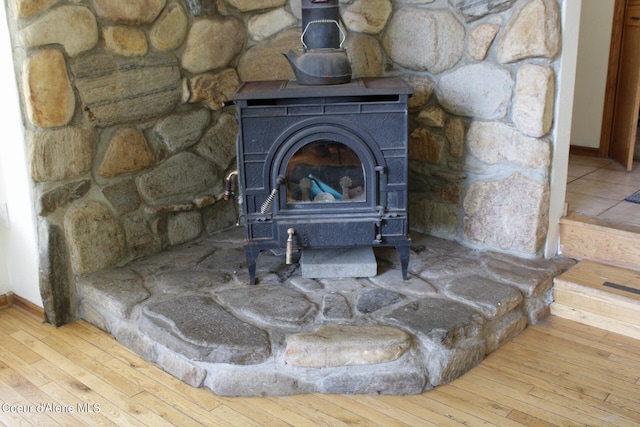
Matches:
[[6, 0, 561, 324]]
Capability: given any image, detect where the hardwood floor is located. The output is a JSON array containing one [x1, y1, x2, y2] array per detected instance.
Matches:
[[1, 307, 639, 426]]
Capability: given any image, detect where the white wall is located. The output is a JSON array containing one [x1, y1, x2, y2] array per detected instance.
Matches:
[[0, 2, 41, 306], [0, 156, 10, 295], [570, 0, 615, 148]]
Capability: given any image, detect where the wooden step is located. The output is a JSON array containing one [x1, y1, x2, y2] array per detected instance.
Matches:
[[551, 260, 640, 339], [559, 213, 640, 271]]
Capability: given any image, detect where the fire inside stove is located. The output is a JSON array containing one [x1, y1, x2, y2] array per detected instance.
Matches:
[[232, 78, 413, 285]]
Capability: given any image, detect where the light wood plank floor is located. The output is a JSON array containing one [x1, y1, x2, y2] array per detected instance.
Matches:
[[1, 307, 639, 426]]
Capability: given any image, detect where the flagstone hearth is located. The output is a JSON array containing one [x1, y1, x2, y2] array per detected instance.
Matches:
[[76, 228, 572, 396]]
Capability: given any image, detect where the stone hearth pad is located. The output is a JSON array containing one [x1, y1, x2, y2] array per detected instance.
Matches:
[[301, 247, 378, 278], [76, 227, 574, 396]]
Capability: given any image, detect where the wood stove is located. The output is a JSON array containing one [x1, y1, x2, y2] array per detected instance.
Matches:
[[233, 77, 412, 285]]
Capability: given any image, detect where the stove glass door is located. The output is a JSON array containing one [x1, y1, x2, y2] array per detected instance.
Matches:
[[285, 140, 365, 204]]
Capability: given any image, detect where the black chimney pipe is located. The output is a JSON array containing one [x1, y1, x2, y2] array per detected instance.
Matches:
[[301, 0, 341, 51]]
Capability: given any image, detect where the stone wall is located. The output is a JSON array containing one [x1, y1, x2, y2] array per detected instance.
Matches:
[[5, 0, 561, 324]]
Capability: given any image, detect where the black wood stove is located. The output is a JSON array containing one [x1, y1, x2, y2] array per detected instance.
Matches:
[[232, 77, 413, 285]]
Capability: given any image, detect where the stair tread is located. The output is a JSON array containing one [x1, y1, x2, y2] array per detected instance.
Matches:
[[554, 260, 640, 303]]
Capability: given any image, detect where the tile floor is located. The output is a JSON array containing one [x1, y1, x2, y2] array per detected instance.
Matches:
[[566, 154, 640, 227]]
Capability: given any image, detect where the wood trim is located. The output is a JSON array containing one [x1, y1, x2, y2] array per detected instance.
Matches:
[[0, 292, 13, 310], [626, 7, 640, 26], [569, 145, 600, 157], [600, 0, 628, 157], [12, 294, 45, 321], [610, 13, 640, 169]]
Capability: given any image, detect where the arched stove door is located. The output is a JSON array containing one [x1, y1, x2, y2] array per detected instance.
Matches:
[[271, 124, 385, 215]]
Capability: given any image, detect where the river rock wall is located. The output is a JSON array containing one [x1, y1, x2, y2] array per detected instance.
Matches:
[[5, 0, 561, 324]]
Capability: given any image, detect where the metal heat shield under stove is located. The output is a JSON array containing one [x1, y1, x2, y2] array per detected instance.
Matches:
[[233, 77, 413, 285]]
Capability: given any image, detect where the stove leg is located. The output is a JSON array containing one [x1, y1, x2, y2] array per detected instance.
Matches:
[[244, 246, 261, 285], [396, 245, 410, 280]]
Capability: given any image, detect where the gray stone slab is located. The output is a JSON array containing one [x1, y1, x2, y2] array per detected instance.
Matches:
[[356, 289, 405, 314], [321, 293, 352, 320], [445, 275, 523, 320], [368, 268, 437, 296], [159, 351, 207, 388], [318, 370, 427, 395], [301, 247, 377, 279], [425, 339, 487, 387], [449, 0, 516, 22], [216, 285, 317, 327], [385, 297, 484, 348], [76, 268, 149, 318], [208, 370, 315, 397], [140, 295, 271, 364]]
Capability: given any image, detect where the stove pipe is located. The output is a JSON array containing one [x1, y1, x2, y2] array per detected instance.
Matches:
[[301, 0, 341, 50], [284, 0, 352, 85]]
